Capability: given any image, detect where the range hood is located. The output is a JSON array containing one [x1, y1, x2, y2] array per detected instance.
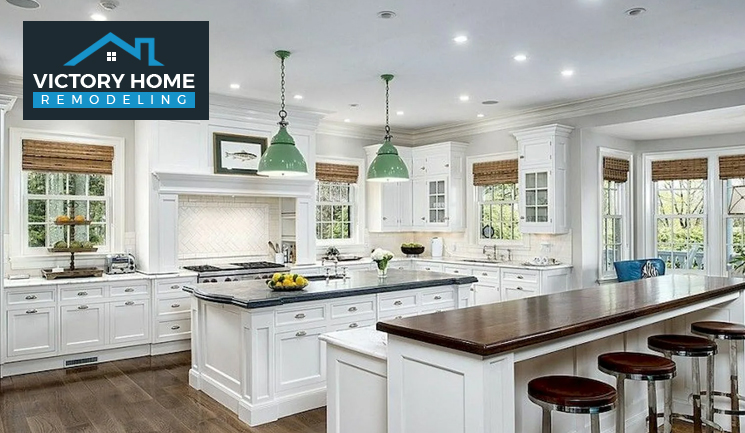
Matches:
[[152, 171, 314, 198]]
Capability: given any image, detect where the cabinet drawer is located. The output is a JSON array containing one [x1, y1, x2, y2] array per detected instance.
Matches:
[[157, 297, 190, 316], [7, 289, 55, 306], [502, 282, 537, 294], [414, 263, 443, 273], [379, 293, 417, 312], [110, 283, 149, 297], [156, 278, 194, 294], [328, 319, 376, 332], [157, 318, 191, 339], [60, 286, 105, 302], [442, 266, 469, 276], [330, 297, 375, 321], [421, 304, 455, 315], [502, 269, 539, 283], [379, 307, 420, 321], [421, 289, 455, 305], [276, 305, 325, 327], [472, 267, 500, 280]]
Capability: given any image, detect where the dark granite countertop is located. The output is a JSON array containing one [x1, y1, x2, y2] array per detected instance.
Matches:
[[377, 275, 745, 357], [183, 270, 477, 309]]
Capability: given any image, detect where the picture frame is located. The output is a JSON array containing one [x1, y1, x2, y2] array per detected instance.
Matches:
[[213, 132, 268, 175]]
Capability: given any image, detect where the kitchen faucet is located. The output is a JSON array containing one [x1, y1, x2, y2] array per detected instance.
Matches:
[[482, 245, 498, 261], [322, 257, 339, 282]]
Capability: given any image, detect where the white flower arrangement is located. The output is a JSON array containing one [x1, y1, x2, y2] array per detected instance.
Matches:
[[371, 248, 394, 270]]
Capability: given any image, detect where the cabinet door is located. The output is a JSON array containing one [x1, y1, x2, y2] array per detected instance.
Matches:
[[61, 303, 106, 352], [426, 178, 448, 226], [275, 326, 326, 392], [110, 300, 150, 345], [399, 182, 413, 230], [519, 139, 552, 168], [425, 154, 450, 176], [380, 182, 401, 230], [412, 155, 428, 178], [7, 307, 56, 358], [472, 282, 502, 306], [520, 170, 552, 233], [504, 286, 536, 301], [412, 179, 427, 228]]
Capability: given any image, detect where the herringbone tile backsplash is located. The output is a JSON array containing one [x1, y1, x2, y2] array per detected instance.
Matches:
[[178, 195, 280, 260]]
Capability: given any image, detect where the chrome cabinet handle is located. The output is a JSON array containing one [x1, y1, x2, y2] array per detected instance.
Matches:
[[421, 217, 426, 220], [382, 217, 387, 220], [125, 301, 135, 306], [25, 295, 37, 300], [78, 305, 89, 310], [517, 275, 524, 279], [171, 303, 181, 308], [125, 288, 135, 293], [77, 291, 88, 296], [516, 287, 524, 291], [425, 267, 431, 271], [470, 288, 474, 292], [420, 166, 425, 170], [170, 285, 180, 289], [295, 313, 305, 319], [394, 300, 403, 306], [171, 325, 181, 330], [520, 216, 525, 220], [398, 266, 404, 270], [349, 323, 358, 328], [26, 309, 38, 314], [434, 295, 442, 300], [519, 155, 525, 159], [453, 270, 459, 273], [348, 306, 357, 312], [482, 272, 488, 276], [296, 331, 307, 337], [395, 315, 403, 319]]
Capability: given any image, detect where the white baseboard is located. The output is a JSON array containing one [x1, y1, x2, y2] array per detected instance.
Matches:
[[151, 339, 191, 355]]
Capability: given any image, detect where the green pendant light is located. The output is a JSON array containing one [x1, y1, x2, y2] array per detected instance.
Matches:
[[257, 50, 308, 177], [367, 74, 410, 183]]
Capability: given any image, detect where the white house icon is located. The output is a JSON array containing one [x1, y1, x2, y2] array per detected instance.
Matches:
[[107, 51, 116, 61]]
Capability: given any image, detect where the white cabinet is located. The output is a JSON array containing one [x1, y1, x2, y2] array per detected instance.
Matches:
[[61, 303, 106, 352], [110, 300, 150, 345], [512, 124, 573, 234], [275, 325, 326, 392], [154, 276, 196, 343], [7, 307, 56, 358], [365, 146, 413, 232]]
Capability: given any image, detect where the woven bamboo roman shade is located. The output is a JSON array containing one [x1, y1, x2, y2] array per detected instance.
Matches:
[[22, 140, 114, 175], [651, 158, 708, 182], [315, 162, 359, 183], [603, 157, 630, 183], [719, 155, 745, 180], [472, 159, 518, 186]]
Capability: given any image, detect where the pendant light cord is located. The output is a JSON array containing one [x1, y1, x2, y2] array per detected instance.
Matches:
[[279, 55, 288, 126], [384, 78, 391, 140]]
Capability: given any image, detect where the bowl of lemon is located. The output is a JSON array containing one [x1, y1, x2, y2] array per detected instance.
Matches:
[[267, 273, 308, 291]]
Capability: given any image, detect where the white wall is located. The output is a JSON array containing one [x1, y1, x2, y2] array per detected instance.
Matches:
[[316, 133, 376, 159]]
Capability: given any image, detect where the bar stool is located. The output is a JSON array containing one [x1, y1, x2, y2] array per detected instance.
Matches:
[[648, 334, 718, 433], [598, 352, 676, 433], [528, 375, 617, 433], [692, 321, 745, 433]]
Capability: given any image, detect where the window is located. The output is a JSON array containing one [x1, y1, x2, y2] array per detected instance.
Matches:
[[725, 178, 745, 267], [655, 179, 706, 270], [315, 181, 353, 241], [601, 180, 623, 276], [25, 172, 109, 251], [107, 51, 116, 62], [478, 184, 521, 241]]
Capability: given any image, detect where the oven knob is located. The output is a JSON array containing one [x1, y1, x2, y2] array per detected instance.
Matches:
[[210, 279, 217, 283]]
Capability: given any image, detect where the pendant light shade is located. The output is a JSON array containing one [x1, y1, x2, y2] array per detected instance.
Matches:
[[367, 74, 409, 183], [257, 50, 308, 177]]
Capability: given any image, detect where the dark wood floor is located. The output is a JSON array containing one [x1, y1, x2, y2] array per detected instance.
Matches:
[[0, 352, 326, 433]]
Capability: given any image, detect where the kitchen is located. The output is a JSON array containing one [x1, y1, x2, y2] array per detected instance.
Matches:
[[2, 1, 745, 433]]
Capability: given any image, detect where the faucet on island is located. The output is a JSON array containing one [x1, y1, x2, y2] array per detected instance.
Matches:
[[322, 257, 347, 282]]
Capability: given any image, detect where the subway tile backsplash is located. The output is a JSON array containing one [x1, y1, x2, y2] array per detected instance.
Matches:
[[178, 195, 279, 261]]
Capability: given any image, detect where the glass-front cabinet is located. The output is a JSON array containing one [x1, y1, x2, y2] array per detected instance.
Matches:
[[523, 171, 549, 223], [427, 179, 447, 224]]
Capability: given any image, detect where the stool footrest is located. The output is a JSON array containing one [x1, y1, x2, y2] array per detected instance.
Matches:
[[701, 391, 745, 416], [667, 413, 724, 432]]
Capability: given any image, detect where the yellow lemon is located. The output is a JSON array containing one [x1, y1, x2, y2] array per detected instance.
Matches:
[[272, 273, 281, 282], [296, 277, 306, 286]]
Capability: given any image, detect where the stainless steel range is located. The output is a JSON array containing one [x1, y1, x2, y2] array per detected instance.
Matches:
[[183, 261, 290, 283]]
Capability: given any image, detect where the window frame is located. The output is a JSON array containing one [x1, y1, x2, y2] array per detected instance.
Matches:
[[315, 180, 356, 244], [314, 157, 365, 248], [477, 183, 522, 242], [8, 128, 125, 270], [653, 179, 707, 272], [597, 148, 633, 282]]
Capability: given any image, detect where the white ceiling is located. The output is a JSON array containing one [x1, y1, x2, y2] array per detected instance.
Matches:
[[2, 0, 745, 129], [592, 105, 745, 140]]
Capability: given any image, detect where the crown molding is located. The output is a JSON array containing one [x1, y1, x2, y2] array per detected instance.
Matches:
[[413, 68, 745, 144], [208, 93, 331, 130], [0, 74, 23, 99], [0, 95, 17, 112], [316, 120, 416, 146]]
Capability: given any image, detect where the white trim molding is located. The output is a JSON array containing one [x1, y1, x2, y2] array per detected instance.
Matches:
[[0, 94, 17, 111], [597, 147, 634, 282]]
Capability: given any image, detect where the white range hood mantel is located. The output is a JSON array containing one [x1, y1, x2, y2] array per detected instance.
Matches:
[[152, 171, 314, 198]]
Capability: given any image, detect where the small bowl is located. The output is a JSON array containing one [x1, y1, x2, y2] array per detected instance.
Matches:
[[401, 245, 425, 256]]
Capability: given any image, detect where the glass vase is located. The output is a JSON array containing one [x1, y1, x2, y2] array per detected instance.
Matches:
[[377, 265, 388, 278]]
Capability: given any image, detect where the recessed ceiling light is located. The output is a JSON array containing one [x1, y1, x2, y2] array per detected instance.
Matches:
[[561, 69, 574, 77], [343, 119, 351, 123], [453, 35, 468, 44], [459, 95, 470, 102], [90, 13, 107, 21], [513, 54, 528, 62], [6, 0, 40, 8], [230, 83, 240, 90], [481, 100, 499, 105], [477, 114, 485, 118], [99, 0, 119, 10], [377, 10, 396, 19], [293, 94, 303, 100], [625, 7, 646, 16], [396, 111, 404, 115]]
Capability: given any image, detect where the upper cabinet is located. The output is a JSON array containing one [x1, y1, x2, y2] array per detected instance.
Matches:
[[511, 124, 573, 234], [366, 142, 467, 233]]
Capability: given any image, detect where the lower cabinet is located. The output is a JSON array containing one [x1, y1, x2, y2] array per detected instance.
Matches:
[[275, 325, 326, 392], [110, 300, 150, 344], [7, 307, 56, 358], [472, 282, 502, 305], [61, 303, 106, 352]]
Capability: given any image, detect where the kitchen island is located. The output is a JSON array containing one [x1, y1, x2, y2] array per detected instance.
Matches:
[[377, 275, 745, 433], [184, 270, 476, 427]]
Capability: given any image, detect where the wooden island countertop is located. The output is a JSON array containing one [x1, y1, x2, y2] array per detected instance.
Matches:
[[376, 275, 745, 357]]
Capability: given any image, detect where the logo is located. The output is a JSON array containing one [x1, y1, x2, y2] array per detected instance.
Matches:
[[24, 21, 209, 120]]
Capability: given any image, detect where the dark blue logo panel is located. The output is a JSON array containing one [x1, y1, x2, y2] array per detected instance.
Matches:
[[23, 21, 209, 120]]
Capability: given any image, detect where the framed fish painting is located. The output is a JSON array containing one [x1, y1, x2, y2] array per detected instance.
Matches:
[[213, 132, 268, 175]]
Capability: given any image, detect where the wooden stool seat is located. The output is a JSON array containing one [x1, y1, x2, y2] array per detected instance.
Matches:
[[599, 352, 676, 380], [528, 375, 617, 411], [691, 321, 745, 340], [647, 335, 717, 357]]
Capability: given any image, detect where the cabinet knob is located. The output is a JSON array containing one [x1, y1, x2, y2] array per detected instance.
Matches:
[[382, 217, 387, 220], [420, 166, 426, 170], [349, 323, 358, 329], [296, 331, 307, 337], [482, 272, 488, 276], [26, 309, 38, 314], [348, 306, 357, 312], [394, 300, 403, 306], [425, 267, 431, 271], [520, 216, 525, 220], [470, 288, 474, 292], [395, 315, 403, 319], [170, 285, 180, 290], [124, 288, 135, 293], [171, 325, 181, 330], [453, 270, 459, 273], [516, 286, 524, 291], [445, 163, 450, 167], [125, 301, 135, 306], [398, 266, 404, 270], [25, 295, 37, 300], [171, 304, 181, 308], [295, 313, 306, 319], [517, 275, 524, 279], [77, 291, 88, 296], [78, 305, 89, 310], [519, 155, 525, 159], [434, 295, 442, 300]]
